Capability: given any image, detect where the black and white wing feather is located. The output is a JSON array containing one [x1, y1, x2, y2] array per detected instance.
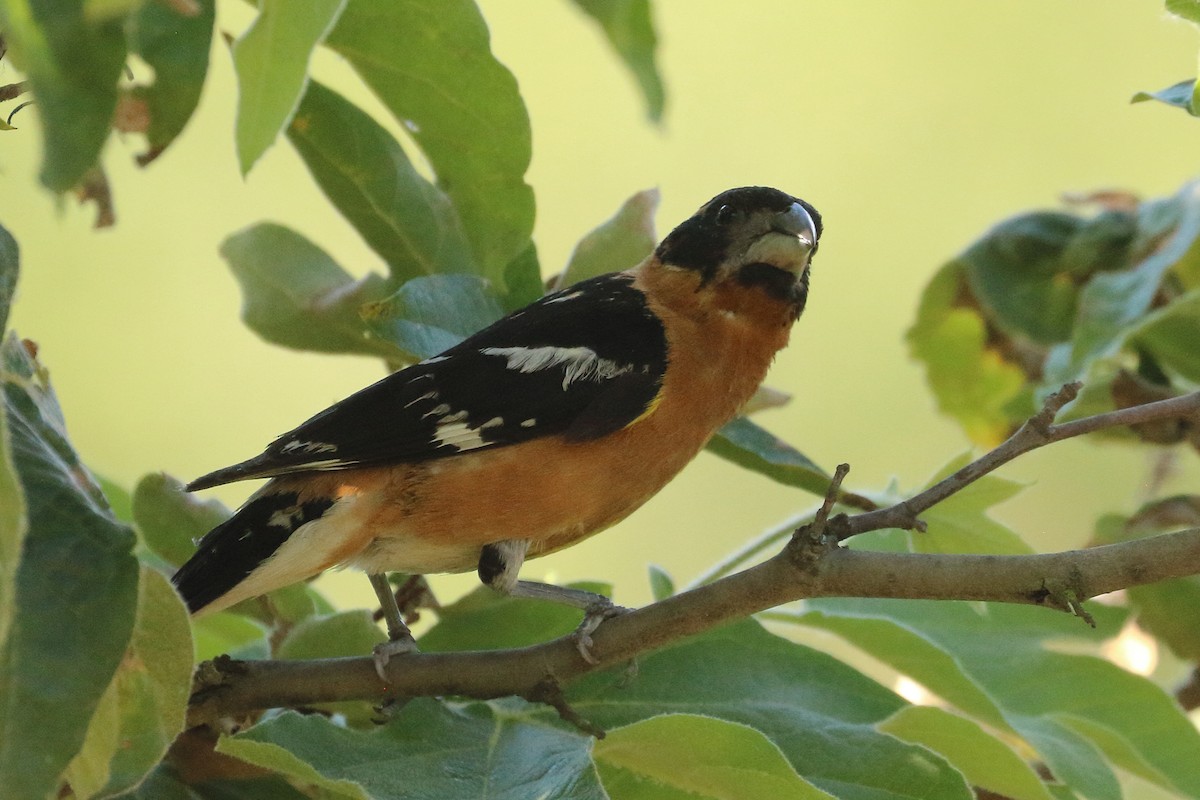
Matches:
[[188, 273, 668, 491]]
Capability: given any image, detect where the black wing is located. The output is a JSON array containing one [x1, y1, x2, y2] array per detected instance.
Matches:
[[189, 273, 668, 490]]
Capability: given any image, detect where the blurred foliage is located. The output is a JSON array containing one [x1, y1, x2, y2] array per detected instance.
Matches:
[[908, 185, 1200, 448], [2, 1, 1200, 799]]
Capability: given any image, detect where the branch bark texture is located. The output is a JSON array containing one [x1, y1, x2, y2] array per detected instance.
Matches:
[[187, 386, 1200, 726]]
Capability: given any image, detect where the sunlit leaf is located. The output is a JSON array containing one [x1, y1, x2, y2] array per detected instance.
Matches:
[[64, 568, 192, 798], [419, 581, 610, 653], [907, 261, 1028, 445], [233, 0, 347, 175], [792, 599, 1200, 800], [595, 714, 835, 799], [324, 0, 537, 297], [880, 706, 1055, 800], [220, 222, 394, 357], [275, 610, 385, 660], [570, 0, 666, 123], [564, 620, 972, 800], [289, 80, 478, 283]]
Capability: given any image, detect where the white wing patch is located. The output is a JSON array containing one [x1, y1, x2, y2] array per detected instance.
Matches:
[[432, 413, 503, 452], [280, 439, 338, 455], [480, 345, 633, 390]]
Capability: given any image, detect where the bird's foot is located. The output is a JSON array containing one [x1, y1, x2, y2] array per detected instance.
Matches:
[[572, 600, 629, 665], [372, 633, 419, 683]]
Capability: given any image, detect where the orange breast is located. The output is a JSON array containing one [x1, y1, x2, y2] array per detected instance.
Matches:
[[339, 266, 797, 572]]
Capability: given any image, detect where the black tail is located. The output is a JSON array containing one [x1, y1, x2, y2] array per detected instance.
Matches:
[[172, 488, 334, 613]]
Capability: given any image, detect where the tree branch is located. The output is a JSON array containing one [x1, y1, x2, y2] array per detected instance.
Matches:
[[187, 387, 1200, 726]]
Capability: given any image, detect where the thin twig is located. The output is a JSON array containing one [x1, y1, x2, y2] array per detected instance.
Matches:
[[833, 385, 1200, 539]]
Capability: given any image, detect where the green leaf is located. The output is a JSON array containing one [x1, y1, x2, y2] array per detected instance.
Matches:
[[0, 334, 139, 800], [0, 222, 16, 332], [132, 472, 230, 568], [909, 452, 1032, 555], [907, 261, 1028, 445], [648, 564, 675, 600], [219, 702, 606, 800], [111, 762, 314, 800], [419, 581, 610, 653], [1056, 181, 1200, 381], [220, 222, 394, 357], [64, 567, 193, 799], [880, 706, 1055, 800], [558, 188, 658, 288], [1128, 79, 1195, 113], [595, 714, 835, 799], [571, 0, 666, 123], [233, 0, 348, 175], [0, 1, 128, 191], [502, 240, 545, 310], [275, 610, 384, 660], [1093, 505, 1200, 661], [1166, 0, 1200, 25], [707, 416, 835, 498], [1128, 289, 1200, 383], [959, 212, 1085, 344], [192, 612, 270, 662], [288, 80, 478, 284], [793, 599, 1200, 800], [0, 233, 23, 656], [275, 610, 384, 726], [126, 0, 215, 165], [324, 0, 537, 296], [361, 273, 504, 360], [565, 620, 972, 800]]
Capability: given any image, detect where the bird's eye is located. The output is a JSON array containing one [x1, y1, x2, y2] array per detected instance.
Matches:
[[714, 205, 737, 226]]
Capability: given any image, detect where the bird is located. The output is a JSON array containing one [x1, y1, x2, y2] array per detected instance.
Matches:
[[173, 186, 821, 665]]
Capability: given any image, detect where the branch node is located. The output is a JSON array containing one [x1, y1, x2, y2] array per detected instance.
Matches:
[[524, 676, 606, 739], [795, 463, 851, 548], [1032, 382, 1082, 434], [1031, 578, 1096, 628]]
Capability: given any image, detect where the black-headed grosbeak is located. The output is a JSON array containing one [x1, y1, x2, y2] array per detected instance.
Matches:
[[174, 186, 821, 659]]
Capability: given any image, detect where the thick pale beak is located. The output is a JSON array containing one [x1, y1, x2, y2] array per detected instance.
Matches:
[[743, 202, 818, 277], [773, 202, 818, 251]]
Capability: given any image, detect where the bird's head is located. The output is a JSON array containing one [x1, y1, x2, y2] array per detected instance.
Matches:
[[649, 186, 821, 324]]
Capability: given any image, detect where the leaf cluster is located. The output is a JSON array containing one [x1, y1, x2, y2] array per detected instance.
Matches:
[[3, 2, 1200, 800]]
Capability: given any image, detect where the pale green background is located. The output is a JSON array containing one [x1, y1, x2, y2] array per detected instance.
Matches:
[[4, 0, 1199, 677]]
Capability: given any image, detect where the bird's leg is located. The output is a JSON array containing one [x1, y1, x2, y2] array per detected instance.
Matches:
[[478, 540, 629, 665], [368, 572, 418, 681]]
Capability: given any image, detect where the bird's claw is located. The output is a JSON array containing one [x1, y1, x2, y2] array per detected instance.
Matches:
[[572, 600, 628, 665], [372, 634, 419, 683]]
